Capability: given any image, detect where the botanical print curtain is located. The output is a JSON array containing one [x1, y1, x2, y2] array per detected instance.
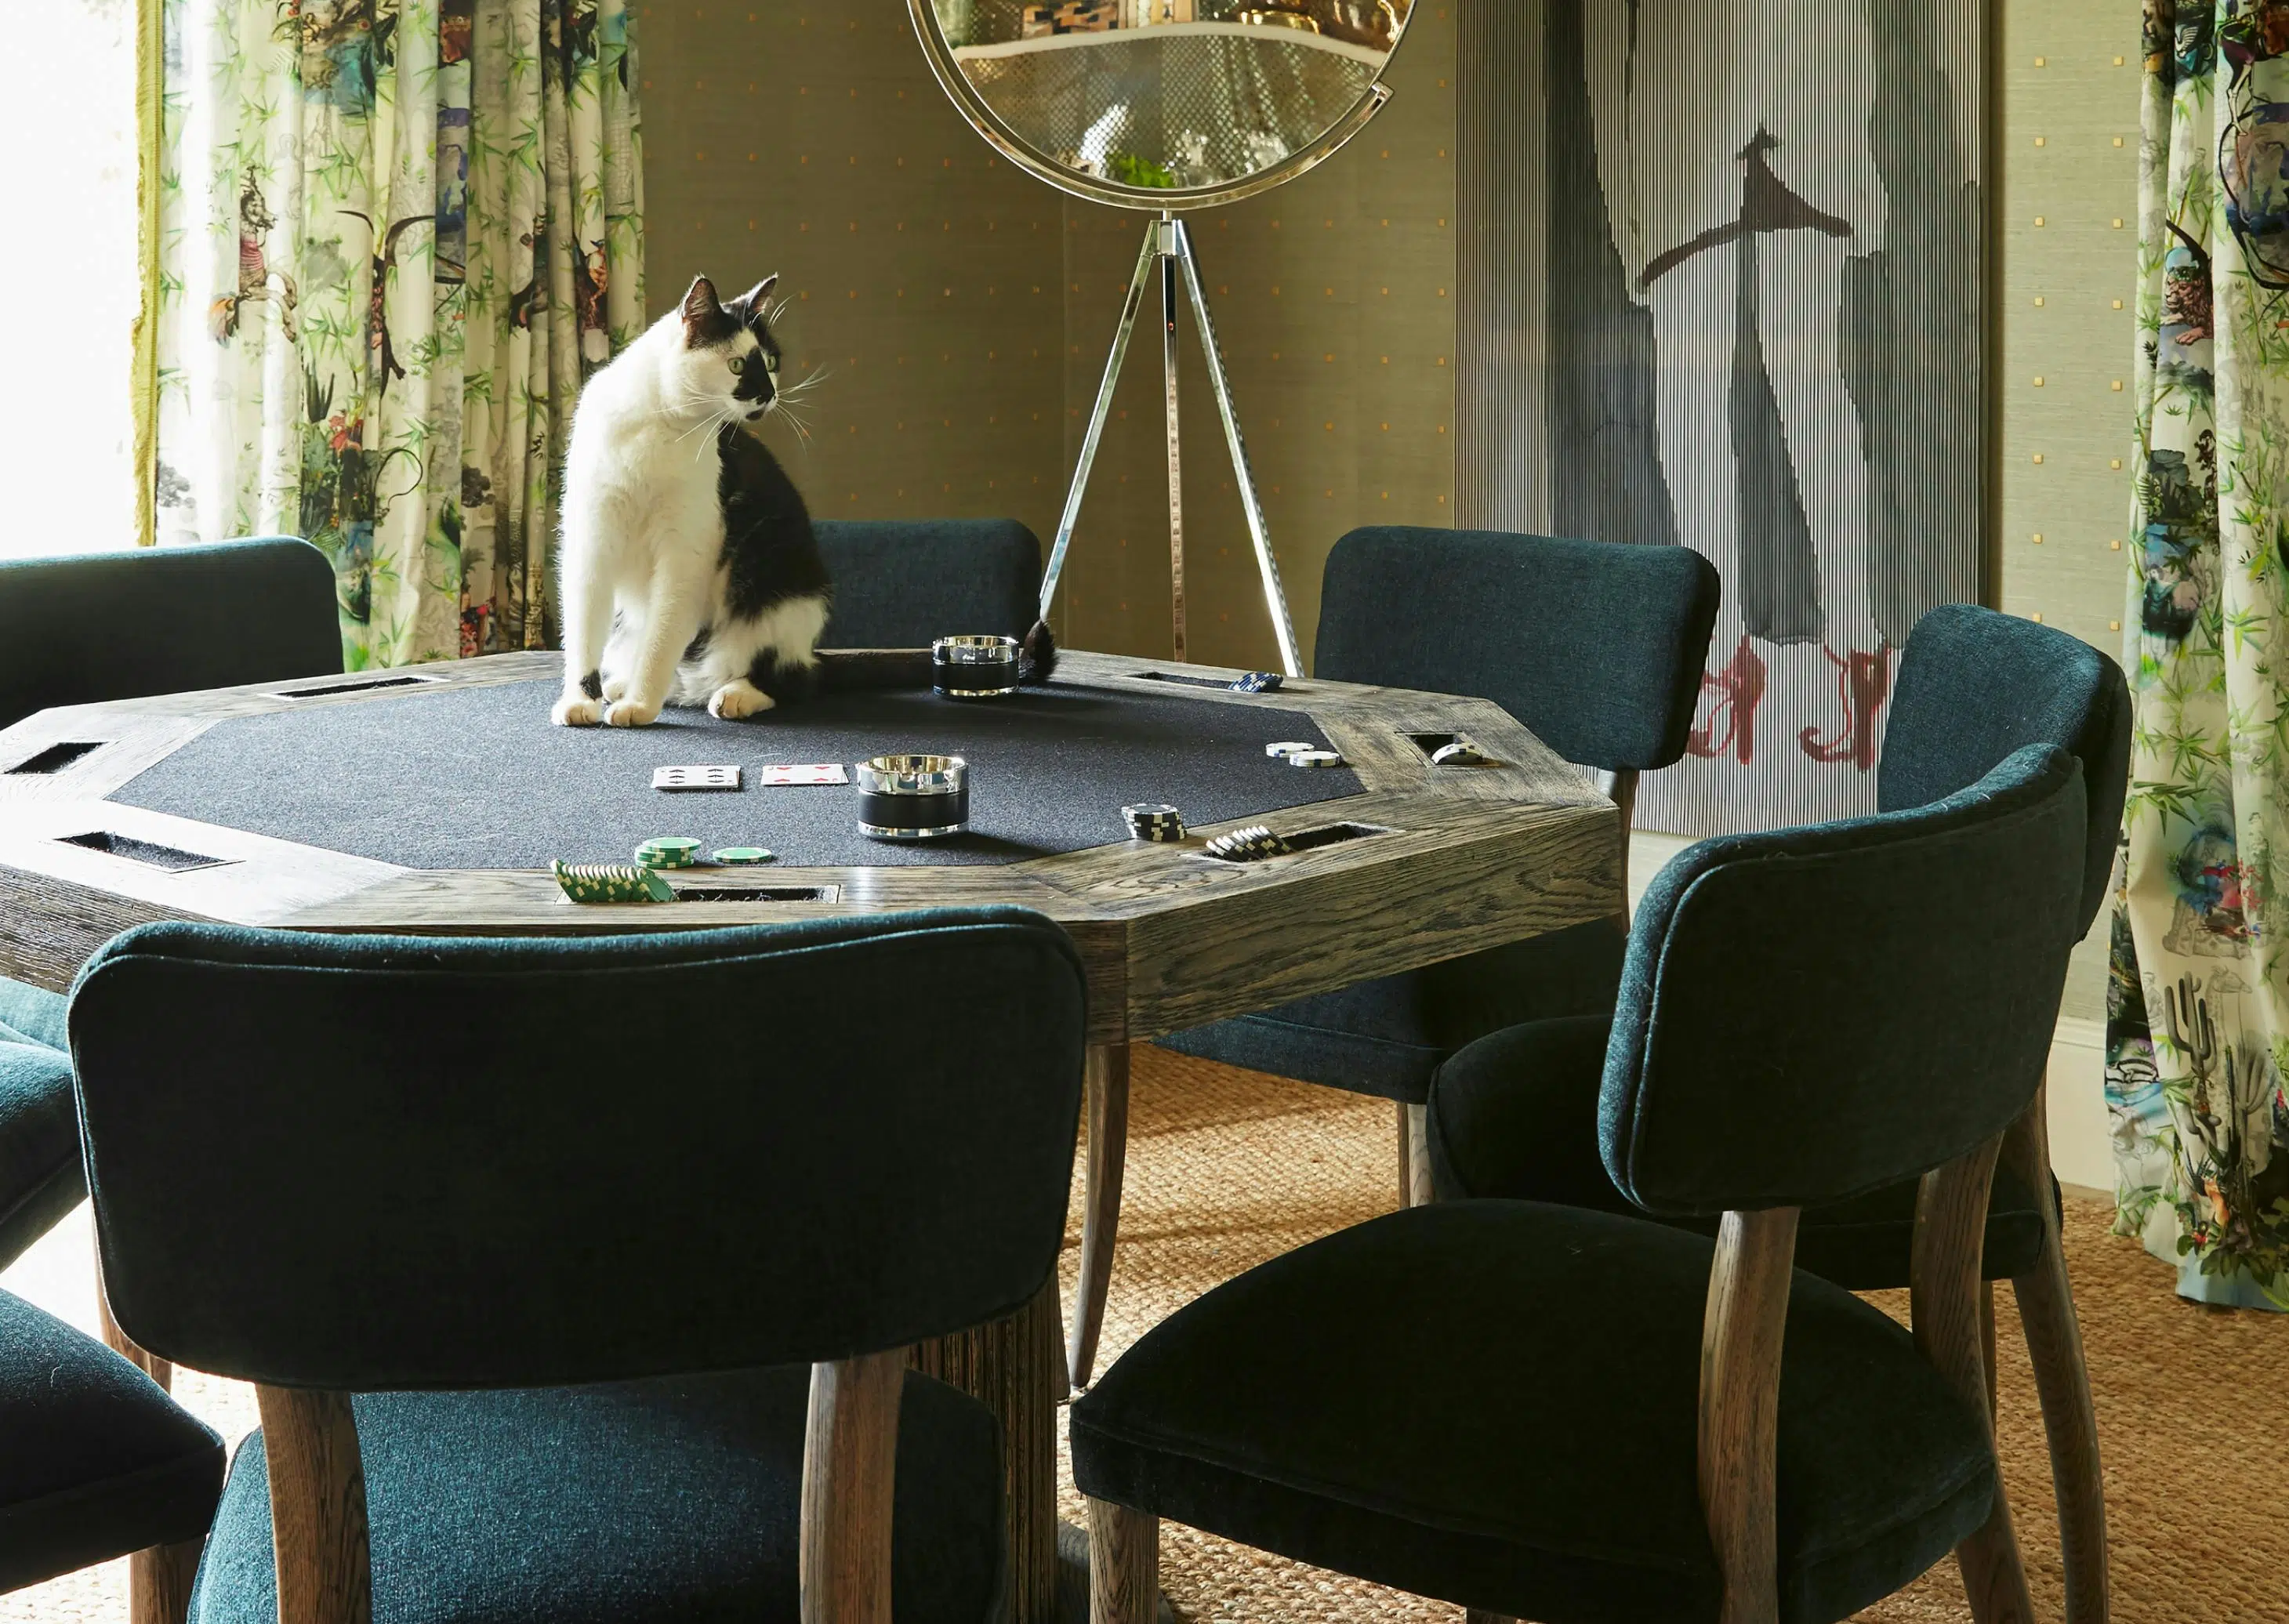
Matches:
[[147, 0, 644, 669], [2108, 2, 2289, 1311]]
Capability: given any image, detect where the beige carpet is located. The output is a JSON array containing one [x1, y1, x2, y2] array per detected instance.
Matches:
[[9, 1046, 2284, 1622]]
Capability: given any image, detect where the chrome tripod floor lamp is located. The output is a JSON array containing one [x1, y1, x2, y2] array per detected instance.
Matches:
[[907, 2, 1416, 676]]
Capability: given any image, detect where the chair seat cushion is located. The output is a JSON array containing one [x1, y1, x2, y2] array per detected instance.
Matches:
[[190, 1366, 1002, 1624], [1425, 1017, 2051, 1286], [0, 1288, 225, 1591], [0, 977, 83, 1270], [1159, 919, 1627, 1103], [1071, 1202, 1994, 1624], [0, 977, 67, 1051]]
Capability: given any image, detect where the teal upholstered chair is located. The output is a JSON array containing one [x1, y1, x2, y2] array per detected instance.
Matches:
[[0, 1289, 224, 1601], [0, 538, 340, 1271], [814, 520, 1043, 647], [1076, 745, 2088, 1624], [70, 911, 1087, 1624], [1426, 604, 2129, 1624], [1065, 527, 1716, 1384]]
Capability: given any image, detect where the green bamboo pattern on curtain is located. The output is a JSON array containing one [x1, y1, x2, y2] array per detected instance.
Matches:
[[2110, 1, 2289, 1310], [151, 0, 644, 667]]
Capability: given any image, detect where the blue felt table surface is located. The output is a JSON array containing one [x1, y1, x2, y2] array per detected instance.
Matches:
[[107, 679, 1360, 869]]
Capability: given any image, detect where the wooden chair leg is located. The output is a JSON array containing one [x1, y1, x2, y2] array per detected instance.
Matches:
[[1914, 1139, 2036, 1624], [801, 1351, 904, 1624], [1086, 1498, 1157, 1624], [1980, 1278, 1998, 1423], [1394, 1100, 1413, 1209], [1068, 1042, 1131, 1391], [2015, 1227, 2109, 1624], [129, 1538, 203, 1624], [1403, 1101, 1433, 1207], [256, 1387, 370, 1624]]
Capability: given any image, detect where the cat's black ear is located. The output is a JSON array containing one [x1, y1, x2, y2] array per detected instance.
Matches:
[[729, 274, 780, 316], [681, 276, 735, 343]]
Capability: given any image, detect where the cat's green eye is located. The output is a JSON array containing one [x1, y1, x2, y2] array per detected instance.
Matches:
[[727, 356, 746, 375], [764, 353, 780, 374]]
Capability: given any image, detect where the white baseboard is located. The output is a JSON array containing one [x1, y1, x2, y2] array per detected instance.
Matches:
[[2046, 1016, 2113, 1195]]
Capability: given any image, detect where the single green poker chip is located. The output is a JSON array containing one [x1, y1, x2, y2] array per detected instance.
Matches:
[[713, 847, 776, 865]]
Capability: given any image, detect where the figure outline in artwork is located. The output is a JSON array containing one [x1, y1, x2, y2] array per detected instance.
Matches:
[[1589, 0, 1893, 772], [209, 169, 299, 343]]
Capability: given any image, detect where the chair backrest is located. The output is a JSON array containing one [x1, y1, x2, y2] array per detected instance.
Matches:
[[1880, 603, 2131, 933], [1601, 745, 2087, 1217], [814, 520, 1043, 648], [0, 538, 340, 730], [71, 909, 1087, 1390], [1313, 527, 1719, 772]]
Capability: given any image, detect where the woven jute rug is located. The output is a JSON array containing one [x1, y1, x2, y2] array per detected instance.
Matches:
[[9, 1046, 2284, 1622]]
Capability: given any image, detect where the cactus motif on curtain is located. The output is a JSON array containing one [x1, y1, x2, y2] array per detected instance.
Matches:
[[151, 0, 645, 669], [2109, 0, 2289, 1310]]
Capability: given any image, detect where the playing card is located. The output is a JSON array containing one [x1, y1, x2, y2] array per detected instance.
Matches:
[[756, 763, 849, 785], [652, 764, 742, 791]]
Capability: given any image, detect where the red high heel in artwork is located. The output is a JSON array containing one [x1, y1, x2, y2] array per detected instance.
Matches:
[[1687, 635, 1768, 764], [1798, 644, 1892, 772]]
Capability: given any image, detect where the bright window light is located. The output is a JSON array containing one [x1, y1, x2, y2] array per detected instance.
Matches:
[[0, 0, 138, 559]]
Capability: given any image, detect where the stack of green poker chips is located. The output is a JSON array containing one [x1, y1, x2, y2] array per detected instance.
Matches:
[[713, 847, 775, 865], [553, 861, 676, 904], [634, 836, 703, 869]]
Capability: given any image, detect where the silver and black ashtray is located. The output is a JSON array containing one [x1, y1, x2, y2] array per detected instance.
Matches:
[[857, 753, 970, 839], [932, 635, 1021, 699]]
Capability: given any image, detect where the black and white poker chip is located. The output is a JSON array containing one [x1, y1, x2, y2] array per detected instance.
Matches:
[[1123, 803, 1188, 843]]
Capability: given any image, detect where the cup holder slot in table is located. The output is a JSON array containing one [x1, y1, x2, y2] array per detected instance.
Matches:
[[1202, 821, 1391, 864], [56, 831, 236, 873], [6, 741, 105, 774], [272, 674, 444, 700], [667, 883, 841, 904]]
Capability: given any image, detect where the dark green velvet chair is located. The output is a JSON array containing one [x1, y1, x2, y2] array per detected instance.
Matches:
[[1075, 745, 2088, 1624], [1063, 527, 1716, 1386], [0, 538, 341, 1274], [0, 1289, 224, 1600], [1425, 603, 2129, 1624], [814, 519, 1043, 647], [69, 910, 1089, 1624]]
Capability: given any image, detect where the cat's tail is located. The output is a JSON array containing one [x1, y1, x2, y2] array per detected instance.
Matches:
[[1019, 619, 1057, 684], [812, 620, 1058, 694]]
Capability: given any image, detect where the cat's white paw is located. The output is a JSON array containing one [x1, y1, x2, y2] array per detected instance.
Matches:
[[602, 673, 629, 702], [551, 694, 604, 727], [709, 680, 775, 720], [607, 698, 662, 727]]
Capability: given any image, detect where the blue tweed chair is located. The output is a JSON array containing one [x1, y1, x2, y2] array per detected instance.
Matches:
[[0, 538, 339, 1272], [814, 520, 1043, 647], [70, 911, 1086, 1624], [0, 1289, 224, 1601], [1076, 745, 2089, 1624], [1063, 527, 1716, 1385], [1425, 604, 2129, 1624]]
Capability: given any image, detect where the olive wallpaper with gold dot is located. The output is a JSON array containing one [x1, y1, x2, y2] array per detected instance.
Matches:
[[632, 0, 1456, 670]]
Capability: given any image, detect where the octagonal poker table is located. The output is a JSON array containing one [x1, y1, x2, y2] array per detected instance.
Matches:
[[0, 646, 1619, 1624]]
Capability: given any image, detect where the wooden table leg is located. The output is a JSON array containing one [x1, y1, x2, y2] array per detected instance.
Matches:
[[913, 1280, 1061, 1624], [1068, 1042, 1132, 1390]]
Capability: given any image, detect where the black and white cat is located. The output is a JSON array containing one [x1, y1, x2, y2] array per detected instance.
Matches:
[[552, 274, 829, 727]]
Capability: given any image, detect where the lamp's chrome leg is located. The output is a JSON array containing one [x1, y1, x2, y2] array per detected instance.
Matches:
[[1162, 226, 1186, 663], [1170, 216, 1302, 677], [1039, 223, 1162, 625]]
